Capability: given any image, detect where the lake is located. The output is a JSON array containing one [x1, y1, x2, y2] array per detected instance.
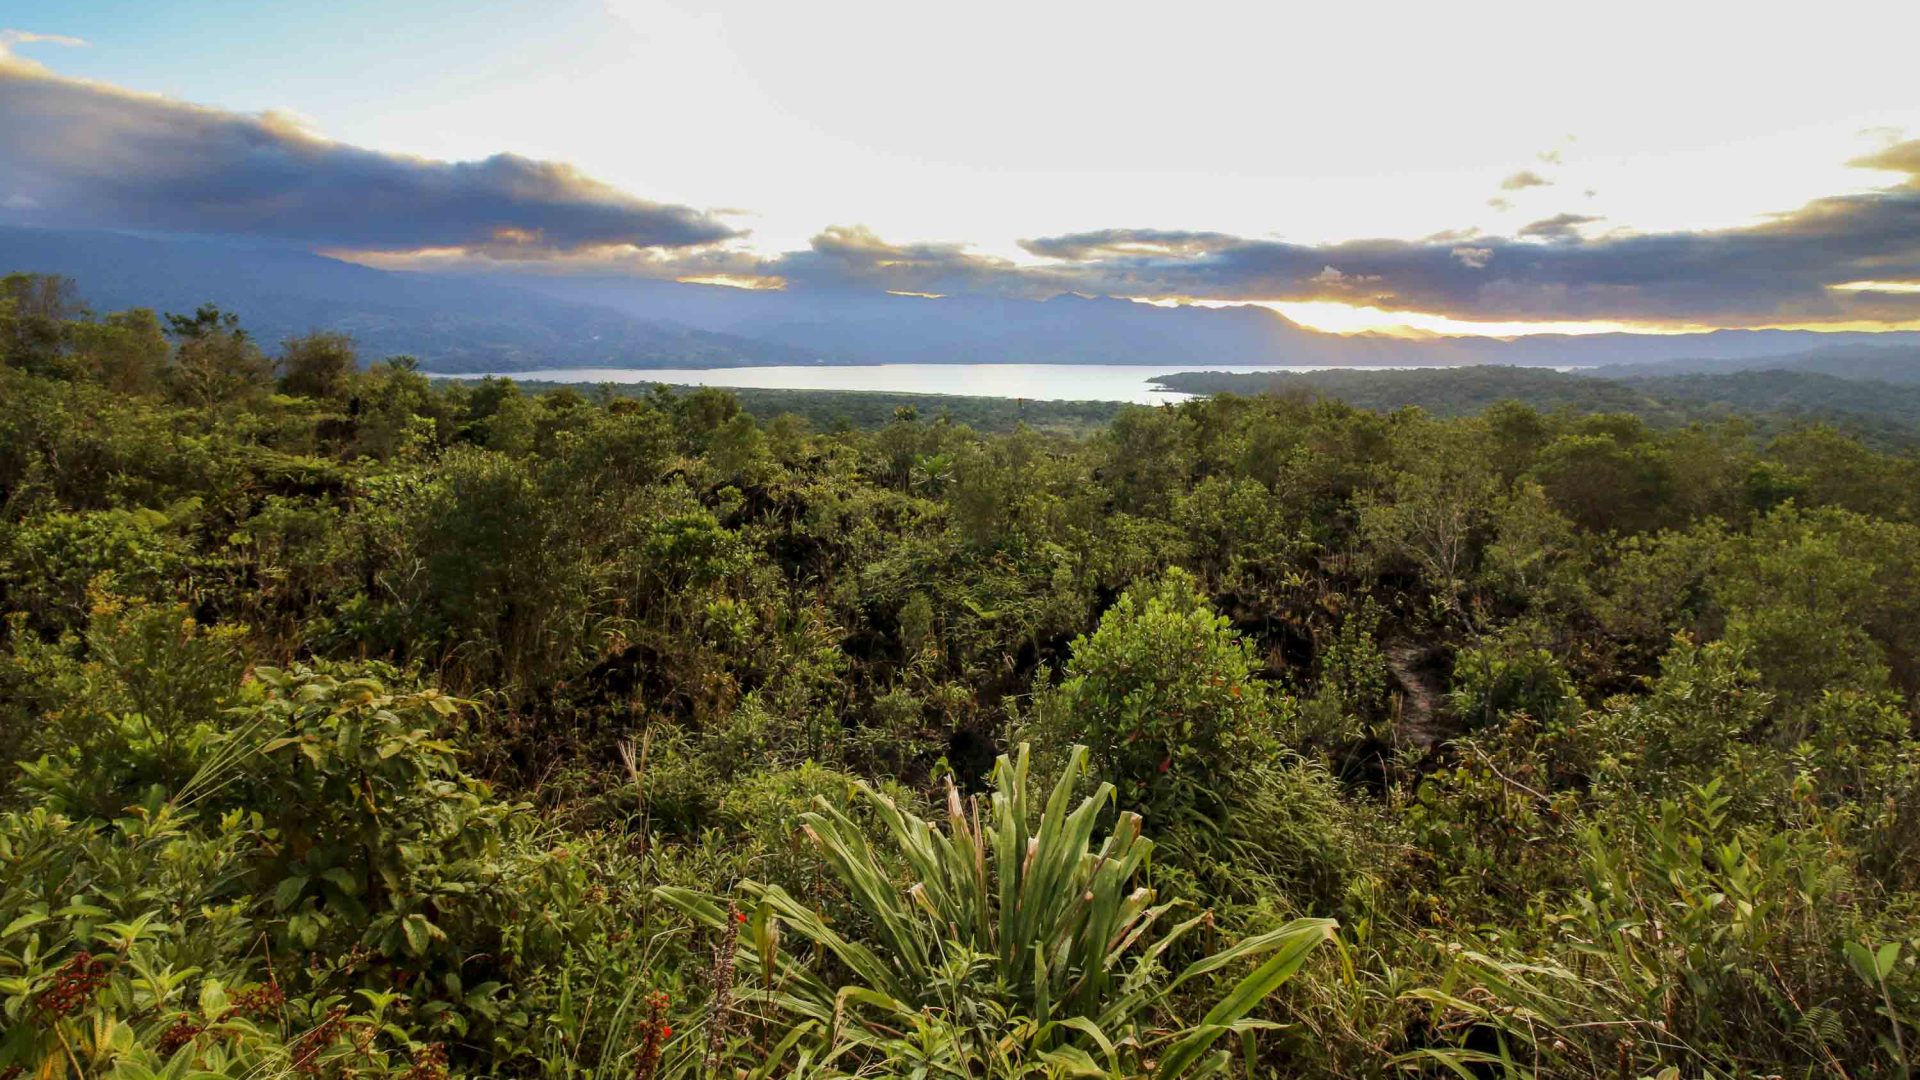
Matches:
[[456, 363, 1435, 405]]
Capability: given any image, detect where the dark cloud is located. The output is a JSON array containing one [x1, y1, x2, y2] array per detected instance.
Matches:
[[735, 140, 1890, 325], [1020, 229, 1243, 261], [0, 55, 738, 253], [462, 140, 1920, 325], [29, 41, 1915, 330], [366, 134, 1920, 327], [1500, 169, 1553, 191], [1518, 213, 1603, 241], [1003, 144, 1920, 324]]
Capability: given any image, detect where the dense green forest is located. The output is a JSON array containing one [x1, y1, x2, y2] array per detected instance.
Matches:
[[1154, 366, 1920, 451], [503, 381, 1129, 437], [3, 271, 1919, 1079]]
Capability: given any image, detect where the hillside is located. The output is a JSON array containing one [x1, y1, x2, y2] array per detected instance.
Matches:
[[1153, 364, 1920, 449], [1594, 343, 1920, 383], [6, 275, 1920, 1078], [0, 226, 817, 371]]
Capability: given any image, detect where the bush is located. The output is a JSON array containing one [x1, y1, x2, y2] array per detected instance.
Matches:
[[658, 744, 1336, 1078], [1029, 570, 1275, 827]]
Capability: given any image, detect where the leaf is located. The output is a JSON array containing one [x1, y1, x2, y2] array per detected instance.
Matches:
[[1876, 942, 1901, 980], [1154, 918, 1335, 1080], [1040, 1045, 1107, 1077], [1, 912, 48, 938], [320, 867, 360, 895], [402, 913, 434, 956], [198, 978, 228, 1020]]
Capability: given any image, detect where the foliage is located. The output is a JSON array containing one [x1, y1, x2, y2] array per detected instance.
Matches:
[[1028, 571, 1274, 827], [2, 274, 1919, 1078], [658, 744, 1336, 1078]]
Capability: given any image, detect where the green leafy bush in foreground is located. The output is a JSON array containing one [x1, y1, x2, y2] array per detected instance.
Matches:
[[660, 744, 1335, 1079]]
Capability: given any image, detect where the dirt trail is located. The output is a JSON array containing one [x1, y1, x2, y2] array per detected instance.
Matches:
[[1384, 640, 1447, 752]]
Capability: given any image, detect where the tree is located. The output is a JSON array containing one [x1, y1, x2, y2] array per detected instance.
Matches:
[[0, 272, 85, 375], [164, 303, 271, 409], [277, 331, 358, 400], [74, 308, 168, 395], [1030, 569, 1273, 825]]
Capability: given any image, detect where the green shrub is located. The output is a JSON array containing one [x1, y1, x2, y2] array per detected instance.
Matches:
[[1029, 570, 1275, 827], [659, 744, 1335, 1078]]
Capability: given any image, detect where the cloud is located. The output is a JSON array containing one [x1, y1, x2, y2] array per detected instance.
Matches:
[[0, 53, 739, 254], [1487, 197, 1513, 212], [711, 139, 1919, 327], [1855, 139, 1920, 175], [375, 125, 1920, 329], [1499, 169, 1554, 191], [330, 134, 1920, 328], [1020, 229, 1242, 261], [1518, 213, 1603, 241], [14, 51, 1920, 330], [1310, 265, 1382, 287], [0, 29, 87, 57], [773, 225, 1044, 294], [1008, 144, 1920, 324]]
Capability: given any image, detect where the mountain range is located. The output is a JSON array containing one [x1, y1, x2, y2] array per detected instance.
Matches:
[[5, 226, 1920, 374]]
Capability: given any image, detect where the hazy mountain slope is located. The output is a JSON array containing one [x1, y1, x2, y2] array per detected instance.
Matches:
[[507, 272, 1920, 368], [0, 227, 817, 371], [1593, 344, 1920, 383], [505, 275, 1349, 364]]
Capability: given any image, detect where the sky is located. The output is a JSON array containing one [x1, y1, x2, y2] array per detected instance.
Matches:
[[3, 0, 1920, 336]]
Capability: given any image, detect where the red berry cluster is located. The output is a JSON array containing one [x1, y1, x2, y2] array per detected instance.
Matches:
[[225, 980, 286, 1020], [402, 1040, 449, 1080], [156, 1014, 206, 1057], [632, 990, 672, 1080], [150, 980, 285, 1060], [34, 951, 110, 1020], [290, 1005, 348, 1076]]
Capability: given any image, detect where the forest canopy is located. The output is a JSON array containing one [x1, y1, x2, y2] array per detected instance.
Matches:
[[2, 271, 1918, 1079]]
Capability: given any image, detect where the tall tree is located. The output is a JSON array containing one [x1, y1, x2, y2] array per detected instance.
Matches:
[[277, 331, 359, 401]]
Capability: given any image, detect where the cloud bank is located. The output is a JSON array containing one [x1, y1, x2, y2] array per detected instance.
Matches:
[[358, 139, 1920, 328], [0, 47, 738, 254], [5, 42, 1920, 330]]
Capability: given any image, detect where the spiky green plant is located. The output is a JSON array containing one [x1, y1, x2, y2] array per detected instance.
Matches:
[[660, 744, 1335, 1078]]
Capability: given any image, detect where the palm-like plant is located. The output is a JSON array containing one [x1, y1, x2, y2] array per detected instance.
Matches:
[[659, 744, 1334, 1078]]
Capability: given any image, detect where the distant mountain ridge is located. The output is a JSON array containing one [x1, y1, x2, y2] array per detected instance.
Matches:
[[1592, 344, 1920, 384], [494, 271, 1920, 369], [0, 227, 819, 371], [5, 226, 1920, 372]]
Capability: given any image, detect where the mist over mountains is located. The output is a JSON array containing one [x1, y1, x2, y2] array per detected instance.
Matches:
[[5, 226, 1920, 374]]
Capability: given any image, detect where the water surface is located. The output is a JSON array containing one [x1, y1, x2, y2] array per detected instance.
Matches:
[[453, 363, 1435, 405]]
